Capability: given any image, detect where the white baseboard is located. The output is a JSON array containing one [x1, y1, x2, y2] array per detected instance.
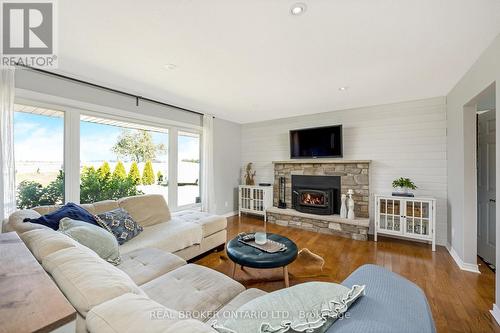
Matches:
[[222, 211, 238, 218], [446, 244, 480, 273], [491, 304, 500, 326]]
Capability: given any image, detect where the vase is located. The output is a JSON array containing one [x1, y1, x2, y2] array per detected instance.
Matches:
[[340, 194, 347, 218], [347, 190, 355, 220], [255, 232, 267, 245]]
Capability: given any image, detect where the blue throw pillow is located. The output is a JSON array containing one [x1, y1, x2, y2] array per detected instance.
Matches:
[[23, 202, 99, 230]]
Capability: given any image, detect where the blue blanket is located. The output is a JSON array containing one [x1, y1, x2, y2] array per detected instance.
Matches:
[[327, 264, 436, 333]]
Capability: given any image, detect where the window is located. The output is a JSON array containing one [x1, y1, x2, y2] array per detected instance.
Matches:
[[12, 97, 202, 212], [13, 104, 65, 209], [80, 115, 168, 204], [177, 131, 200, 206]]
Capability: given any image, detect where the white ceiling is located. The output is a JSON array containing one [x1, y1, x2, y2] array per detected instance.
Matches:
[[57, 0, 500, 123]]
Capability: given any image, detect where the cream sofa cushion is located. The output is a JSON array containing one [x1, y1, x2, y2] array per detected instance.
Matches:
[[207, 288, 267, 324], [4, 209, 46, 233], [172, 211, 227, 237], [141, 264, 245, 318], [59, 217, 121, 265], [119, 219, 202, 255], [42, 247, 144, 317], [20, 228, 80, 262], [118, 248, 186, 285], [92, 200, 119, 215], [86, 293, 218, 333], [119, 194, 171, 227]]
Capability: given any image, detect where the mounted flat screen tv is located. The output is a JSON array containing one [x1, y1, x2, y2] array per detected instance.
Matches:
[[290, 125, 343, 158]]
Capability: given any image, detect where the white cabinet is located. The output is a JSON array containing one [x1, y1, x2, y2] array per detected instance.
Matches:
[[375, 195, 436, 251], [239, 185, 273, 221]]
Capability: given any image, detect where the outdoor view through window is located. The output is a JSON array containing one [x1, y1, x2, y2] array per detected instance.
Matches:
[[14, 104, 65, 209], [13, 104, 201, 209], [80, 115, 170, 204]]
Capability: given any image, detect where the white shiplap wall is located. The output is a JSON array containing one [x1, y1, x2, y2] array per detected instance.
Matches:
[[241, 97, 447, 245]]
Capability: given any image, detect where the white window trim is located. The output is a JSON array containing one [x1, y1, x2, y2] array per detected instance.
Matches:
[[14, 88, 202, 211]]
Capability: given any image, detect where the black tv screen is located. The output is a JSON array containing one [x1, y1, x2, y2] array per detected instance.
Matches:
[[290, 125, 343, 158]]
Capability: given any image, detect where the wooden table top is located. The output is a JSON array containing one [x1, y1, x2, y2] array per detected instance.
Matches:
[[0, 232, 76, 333]]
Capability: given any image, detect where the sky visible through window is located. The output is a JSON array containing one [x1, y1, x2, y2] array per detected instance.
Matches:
[[14, 112, 199, 163]]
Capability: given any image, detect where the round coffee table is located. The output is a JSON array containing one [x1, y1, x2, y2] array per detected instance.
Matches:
[[226, 233, 298, 287]]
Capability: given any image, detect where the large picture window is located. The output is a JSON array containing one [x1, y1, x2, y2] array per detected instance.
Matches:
[[80, 115, 169, 204], [14, 104, 65, 209], [12, 98, 202, 212]]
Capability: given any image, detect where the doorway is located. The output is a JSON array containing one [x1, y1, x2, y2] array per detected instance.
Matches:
[[477, 109, 496, 269]]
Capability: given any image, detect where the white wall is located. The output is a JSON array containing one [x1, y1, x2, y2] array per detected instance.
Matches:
[[446, 33, 500, 306], [241, 97, 448, 245], [213, 118, 242, 215]]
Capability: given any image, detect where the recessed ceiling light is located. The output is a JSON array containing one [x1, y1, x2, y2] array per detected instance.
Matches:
[[338, 86, 349, 91], [290, 3, 307, 16], [164, 64, 177, 70]]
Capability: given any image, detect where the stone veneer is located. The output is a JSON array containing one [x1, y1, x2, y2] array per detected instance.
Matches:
[[266, 207, 369, 241], [272, 160, 370, 218]]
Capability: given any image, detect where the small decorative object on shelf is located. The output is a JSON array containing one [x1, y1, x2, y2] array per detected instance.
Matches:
[[374, 194, 436, 251], [391, 177, 417, 197], [347, 189, 355, 220], [278, 177, 287, 209], [340, 194, 347, 218], [245, 163, 256, 185]]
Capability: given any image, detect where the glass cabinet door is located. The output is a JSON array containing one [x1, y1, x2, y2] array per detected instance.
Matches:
[[405, 201, 431, 238], [378, 198, 402, 233]]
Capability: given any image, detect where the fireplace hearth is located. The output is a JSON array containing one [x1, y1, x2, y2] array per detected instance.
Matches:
[[292, 175, 340, 215]]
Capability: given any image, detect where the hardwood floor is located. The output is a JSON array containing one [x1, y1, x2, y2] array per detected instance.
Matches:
[[195, 215, 499, 333]]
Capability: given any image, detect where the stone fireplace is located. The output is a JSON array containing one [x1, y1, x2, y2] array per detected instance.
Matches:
[[266, 160, 371, 240]]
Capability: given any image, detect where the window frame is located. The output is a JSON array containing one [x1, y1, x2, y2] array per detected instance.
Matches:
[[14, 89, 203, 212]]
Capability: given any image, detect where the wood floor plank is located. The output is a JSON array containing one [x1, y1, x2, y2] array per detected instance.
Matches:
[[195, 215, 500, 333]]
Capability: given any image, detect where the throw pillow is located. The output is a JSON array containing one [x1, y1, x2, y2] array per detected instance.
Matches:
[[23, 202, 99, 230], [95, 208, 143, 245], [59, 217, 121, 265], [211, 282, 365, 333]]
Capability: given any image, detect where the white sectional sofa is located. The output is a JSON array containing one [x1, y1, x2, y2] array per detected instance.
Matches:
[[3, 194, 227, 260], [3, 195, 266, 332]]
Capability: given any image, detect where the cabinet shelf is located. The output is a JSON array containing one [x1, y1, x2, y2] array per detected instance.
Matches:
[[375, 195, 436, 251], [239, 185, 273, 221]]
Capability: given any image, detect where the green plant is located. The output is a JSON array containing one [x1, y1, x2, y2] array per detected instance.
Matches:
[[157, 170, 164, 184], [16, 166, 143, 209], [17, 181, 44, 209], [16, 170, 64, 209], [128, 161, 141, 185], [112, 161, 127, 179], [79, 166, 143, 204], [98, 161, 111, 179], [392, 177, 417, 190], [142, 160, 155, 185]]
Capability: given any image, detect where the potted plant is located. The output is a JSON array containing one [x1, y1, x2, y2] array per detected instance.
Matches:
[[392, 177, 417, 197]]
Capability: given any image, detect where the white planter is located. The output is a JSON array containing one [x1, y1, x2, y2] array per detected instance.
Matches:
[[393, 187, 414, 196]]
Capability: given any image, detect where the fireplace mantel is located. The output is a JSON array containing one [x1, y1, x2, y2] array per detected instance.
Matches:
[[273, 159, 371, 164]]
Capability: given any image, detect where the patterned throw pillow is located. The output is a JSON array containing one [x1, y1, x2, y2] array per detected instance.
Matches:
[[96, 208, 143, 245]]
